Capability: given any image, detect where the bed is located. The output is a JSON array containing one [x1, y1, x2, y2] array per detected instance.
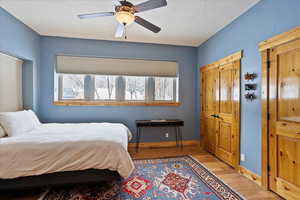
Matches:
[[0, 111, 134, 191], [0, 54, 134, 190]]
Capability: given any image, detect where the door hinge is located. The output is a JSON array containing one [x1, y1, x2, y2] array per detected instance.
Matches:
[[267, 165, 271, 172], [267, 113, 270, 121]]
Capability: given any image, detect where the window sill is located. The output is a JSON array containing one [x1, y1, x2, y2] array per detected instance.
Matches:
[[53, 101, 181, 107]]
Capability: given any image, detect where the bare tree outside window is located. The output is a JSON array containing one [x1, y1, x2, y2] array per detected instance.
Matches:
[[62, 74, 85, 99], [94, 75, 116, 100], [155, 77, 174, 101], [125, 76, 145, 100], [59, 74, 177, 102]]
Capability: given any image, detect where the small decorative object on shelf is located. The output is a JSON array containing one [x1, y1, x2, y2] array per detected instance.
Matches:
[[244, 72, 257, 81], [245, 93, 256, 101], [245, 84, 257, 91]]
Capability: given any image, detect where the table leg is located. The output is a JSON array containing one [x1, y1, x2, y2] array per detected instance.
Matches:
[[175, 127, 179, 147], [179, 127, 183, 148], [136, 127, 141, 152]]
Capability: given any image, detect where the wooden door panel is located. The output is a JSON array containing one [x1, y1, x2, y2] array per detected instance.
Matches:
[[202, 69, 217, 113], [277, 48, 300, 123], [201, 68, 218, 155], [277, 136, 300, 187], [217, 122, 232, 152], [206, 71, 216, 112], [203, 116, 216, 154], [215, 63, 237, 167], [276, 121, 300, 139], [216, 121, 234, 165], [268, 38, 300, 199], [219, 64, 233, 114], [276, 178, 300, 200]]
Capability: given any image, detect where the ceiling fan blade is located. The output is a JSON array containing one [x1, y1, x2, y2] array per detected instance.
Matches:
[[134, 0, 167, 13], [135, 16, 161, 33], [115, 23, 125, 38], [112, 0, 121, 6], [78, 12, 114, 19]]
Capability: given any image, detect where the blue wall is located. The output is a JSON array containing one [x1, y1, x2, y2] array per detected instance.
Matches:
[[3, 0, 300, 175], [197, 0, 300, 175], [0, 7, 40, 110], [39, 36, 198, 143]]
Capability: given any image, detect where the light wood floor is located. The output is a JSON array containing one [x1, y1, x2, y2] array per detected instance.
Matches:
[[0, 146, 282, 200]]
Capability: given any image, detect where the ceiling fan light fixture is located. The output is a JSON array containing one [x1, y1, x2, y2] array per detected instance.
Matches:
[[78, 0, 166, 37], [116, 11, 135, 25]]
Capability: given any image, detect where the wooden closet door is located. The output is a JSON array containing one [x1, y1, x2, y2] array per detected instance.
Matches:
[[215, 61, 240, 168], [268, 39, 300, 200], [201, 67, 218, 154], [201, 51, 241, 169]]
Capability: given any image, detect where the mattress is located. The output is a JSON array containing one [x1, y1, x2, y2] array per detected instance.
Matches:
[[0, 123, 134, 179]]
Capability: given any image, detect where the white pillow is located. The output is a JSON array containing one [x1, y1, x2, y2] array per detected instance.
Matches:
[[0, 125, 5, 138], [26, 110, 41, 127], [0, 111, 36, 137]]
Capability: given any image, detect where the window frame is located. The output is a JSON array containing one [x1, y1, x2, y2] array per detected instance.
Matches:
[[58, 74, 86, 101], [55, 74, 181, 106]]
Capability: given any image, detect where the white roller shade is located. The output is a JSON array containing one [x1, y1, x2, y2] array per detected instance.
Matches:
[[0, 53, 23, 112], [56, 56, 178, 77]]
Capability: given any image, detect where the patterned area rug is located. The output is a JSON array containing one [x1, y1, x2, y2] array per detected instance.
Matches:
[[43, 156, 244, 200]]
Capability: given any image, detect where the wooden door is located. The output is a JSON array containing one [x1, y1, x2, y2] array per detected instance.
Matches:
[[200, 51, 241, 168], [201, 67, 218, 154], [215, 61, 240, 168], [268, 39, 300, 200]]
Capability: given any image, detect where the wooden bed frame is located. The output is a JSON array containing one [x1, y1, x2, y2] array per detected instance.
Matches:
[[0, 169, 120, 191]]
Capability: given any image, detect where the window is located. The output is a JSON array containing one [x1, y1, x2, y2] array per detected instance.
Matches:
[[94, 75, 116, 100], [155, 77, 174, 101], [55, 55, 180, 106], [56, 74, 178, 105], [125, 76, 146, 101], [61, 74, 84, 99]]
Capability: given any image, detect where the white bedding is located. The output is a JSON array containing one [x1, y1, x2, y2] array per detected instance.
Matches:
[[0, 123, 134, 179]]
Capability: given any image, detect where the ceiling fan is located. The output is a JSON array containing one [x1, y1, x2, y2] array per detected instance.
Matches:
[[78, 0, 167, 38]]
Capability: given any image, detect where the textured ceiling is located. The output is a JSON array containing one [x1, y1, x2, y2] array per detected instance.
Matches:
[[0, 0, 260, 46]]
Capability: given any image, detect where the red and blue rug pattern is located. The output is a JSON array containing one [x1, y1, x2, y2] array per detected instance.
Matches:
[[43, 156, 244, 200]]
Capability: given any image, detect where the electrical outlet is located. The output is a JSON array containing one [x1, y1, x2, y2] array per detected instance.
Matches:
[[165, 133, 169, 138], [241, 154, 246, 162]]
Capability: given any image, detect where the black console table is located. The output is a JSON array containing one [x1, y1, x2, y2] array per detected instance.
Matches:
[[135, 119, 184, 152]]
